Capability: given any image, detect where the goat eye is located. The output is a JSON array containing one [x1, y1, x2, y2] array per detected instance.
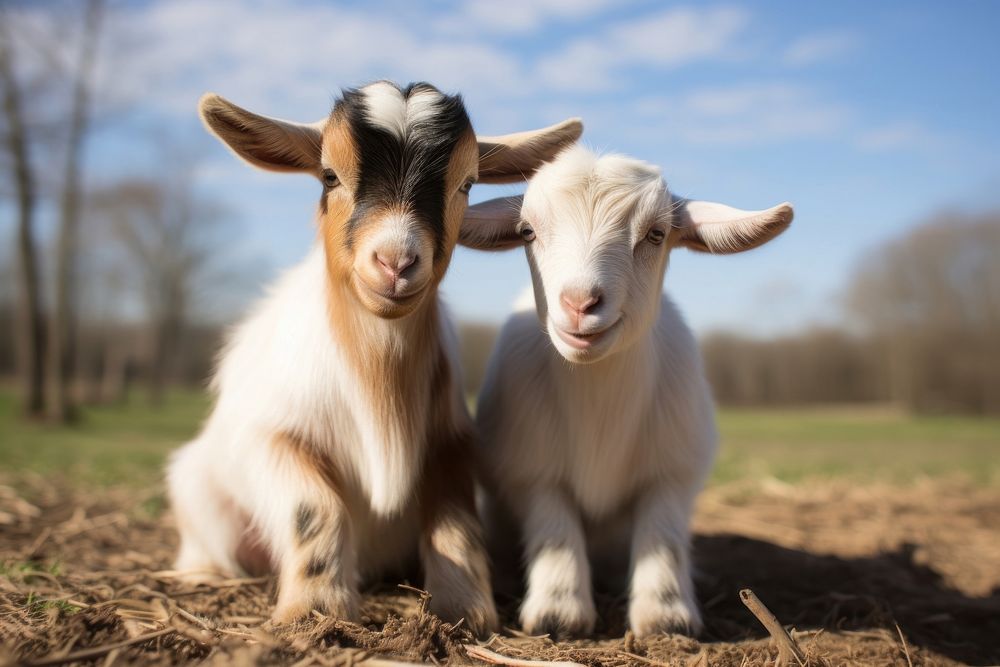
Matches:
[[322, 169, 339, 189], [646, 227, 666, 245], [519, 224, 536, 243], [459, 178, 475, 195]]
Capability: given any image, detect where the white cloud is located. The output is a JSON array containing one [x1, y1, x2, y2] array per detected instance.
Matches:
[[94, 1, 763, 136], [435, 0, 618, 35], [537, 6, 749, 91], [856, 121, 945, 152], [783, 30, 859, 67], [635, 83, 851, 145], [104, 0, 529, 121], [93, 1, 763, 131]]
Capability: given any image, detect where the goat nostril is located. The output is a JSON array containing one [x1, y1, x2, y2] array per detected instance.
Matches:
[[397, 254, 417, 274], [560, 291, 602, 316], [582, 294, 601, 314], [374, 254, 395, 279], [375, 252, 418, 279]]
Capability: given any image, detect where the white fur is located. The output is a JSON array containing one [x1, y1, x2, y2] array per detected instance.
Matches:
[[405, 88, 444, 128], [362, 81, 408, 138], [476, 146, 791, 637], [361, 81, 442, 139]]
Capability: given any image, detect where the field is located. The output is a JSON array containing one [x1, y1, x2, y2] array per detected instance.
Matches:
[[1, 389, 999, 666]]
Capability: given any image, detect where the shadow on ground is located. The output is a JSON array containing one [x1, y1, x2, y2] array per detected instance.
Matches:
[[693, 535, 1000, 665]]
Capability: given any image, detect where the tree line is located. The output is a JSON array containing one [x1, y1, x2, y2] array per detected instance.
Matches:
[[705, 212, 1000, 414]]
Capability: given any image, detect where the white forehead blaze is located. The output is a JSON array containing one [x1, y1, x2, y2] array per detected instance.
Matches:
[[360, 82, 443, 139], [523, 146, 665, 236]]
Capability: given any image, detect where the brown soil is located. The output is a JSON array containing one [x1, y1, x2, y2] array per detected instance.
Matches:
[[1, 478, 998, 666]]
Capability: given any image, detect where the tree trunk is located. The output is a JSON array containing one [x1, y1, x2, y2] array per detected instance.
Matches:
[[0, 27, 46, 418], [48, 0, 102, 422], [148, 303, 183, 408]]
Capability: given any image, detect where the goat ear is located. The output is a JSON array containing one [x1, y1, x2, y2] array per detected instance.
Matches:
[[459, 196, 524, 251], [199, 93, 324, 174], [672, 196, 794, 254], [476, 118, 582, 184]]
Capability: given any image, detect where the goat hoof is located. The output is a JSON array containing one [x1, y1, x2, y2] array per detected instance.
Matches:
[[628, 594, 702, 637], [520, 591, 596, 638], [429, 590, 499, 637], [272, 587, 359, 625]]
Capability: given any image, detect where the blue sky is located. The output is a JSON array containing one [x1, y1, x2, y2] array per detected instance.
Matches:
[[36, 1, 1000, 332]]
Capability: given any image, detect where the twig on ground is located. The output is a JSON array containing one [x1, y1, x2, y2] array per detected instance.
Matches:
[[464, 644, 583, 667], [100, 648, 120, 667], [619, 650, 671, 666], [59, 512, 127, 537], [222, 614, 265, 624], [739, 589, 806, 667], [895, 624, 913, 667], [396, 584, 432, 615], [24, 627, 176, 667], [25, 527, 52, 558], [216, 627, 256, 639], [503, 627, 550, 639], [173, 604, 214, 631], [148, 570, 268, 587]]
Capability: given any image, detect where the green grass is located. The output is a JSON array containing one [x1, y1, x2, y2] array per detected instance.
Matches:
[[0, 388, 209, 487], [714, 405, 1000, 484], [20, 590, 81, 618], [1, 388, 997, 488]]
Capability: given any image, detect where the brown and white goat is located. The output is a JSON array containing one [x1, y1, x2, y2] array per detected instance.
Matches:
[[166, 81, 581, 633]]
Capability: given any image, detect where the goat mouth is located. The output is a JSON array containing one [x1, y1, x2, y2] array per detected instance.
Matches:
[[355, 274, 427, 312], [554, 319, 621, 350]]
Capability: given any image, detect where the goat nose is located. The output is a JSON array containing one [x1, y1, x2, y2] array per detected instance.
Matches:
[[375, 251, 417, 279], [560, 288, 602, 317]]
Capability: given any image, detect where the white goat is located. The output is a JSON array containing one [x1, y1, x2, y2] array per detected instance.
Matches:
[[459, 145, 793, 637], [166, 81, 581, 634]]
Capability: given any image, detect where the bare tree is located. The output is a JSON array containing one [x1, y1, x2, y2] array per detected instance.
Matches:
[[847, 211, 1000, 414], [0, 19, 46, 418], [700, 329, 888, 407], [92, 177, 228, 406], [47, 0, 103, 422]]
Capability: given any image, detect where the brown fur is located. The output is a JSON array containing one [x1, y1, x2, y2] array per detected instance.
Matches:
[[318, 124, 477, 447], [436, 132, 480, 282], [309, 119, 494, 631], [271, 432, 359, 623], [199, 93, 323, 174], [321, 115, 360, 189], [418, 354, 496, 632], [476, 117, 583, 184]]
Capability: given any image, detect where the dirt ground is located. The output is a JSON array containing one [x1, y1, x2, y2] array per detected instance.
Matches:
[[1, 478, 998, 666]]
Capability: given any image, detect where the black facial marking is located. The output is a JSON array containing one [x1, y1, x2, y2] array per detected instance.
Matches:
[[333, 82, 472, 260], [295, 503, 319, 544]]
